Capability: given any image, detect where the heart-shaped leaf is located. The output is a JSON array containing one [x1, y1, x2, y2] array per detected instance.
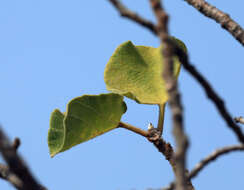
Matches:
[[104, 39, 186, 104], [48, 93, 127, 157]]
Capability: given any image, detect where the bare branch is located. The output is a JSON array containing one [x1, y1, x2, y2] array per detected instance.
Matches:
[[119, 123, 178, 172], [0, 128, 46, 190], [119, 122, 194, 190], [189, 145, 244, 179], [119, 123, 175, 167], [149, 1, 189, 190], [0, 164, 23, 190], [147, 127, 194, 190], [147, 127, 176, 171], [182, 0, 244, 46], [172, 43, 244, 144], [108, 0, 157, 34], [234, 116, 244, 125], [119, 122, 178, 174], [163, 145, 244, 190]]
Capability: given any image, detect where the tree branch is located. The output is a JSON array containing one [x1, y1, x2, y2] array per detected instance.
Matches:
[[120, 122, 194, 190], [0, 127, 46, 190], [0, 164, 23, 190], [148, 127, 175, 167], [118, 122, 177, 172], [118, 122, 149, 137], [182, 0, 244, 46], [108, 0, 157, 34], [119, 122, 179, 178], [149, 1, 189, 190], [188, 144, 244, 179], [172, 43, 244, 144], [164, 145, 244, 190], [148, 127, 194, 190]]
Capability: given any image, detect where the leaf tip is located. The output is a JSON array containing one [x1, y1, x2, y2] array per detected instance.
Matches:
[[50, 152, 57, 158], [48, 109, 65, 158]]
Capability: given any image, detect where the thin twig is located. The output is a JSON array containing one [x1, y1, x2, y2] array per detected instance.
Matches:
[[149, 1, 189, 190], [164, 145, 244, 190], [119, 122, 189, 188], [172, 43, 244, 144], [147, 127, 176, 171], [119, 122, 176, 173], [0, 128, 46, 190], [182, 0, 244, 46], [119, 122, 176, 172], [148, 127, 193, 190], [118, 122, 149, 137], [189, 145, 244, 179], [119, 121, 192, 189], [108, 0, 157, 34], [234, 116, 244, 125]]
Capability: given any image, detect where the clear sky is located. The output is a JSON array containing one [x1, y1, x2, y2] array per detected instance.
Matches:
[[0, 0, 244, 190]]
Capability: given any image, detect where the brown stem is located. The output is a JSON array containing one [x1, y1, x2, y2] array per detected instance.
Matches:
[[147, 127, 176, 171], [0, 127, 47, 190], [189, 145, 244, 179], [172, 43, 244, 144], [148, 127, 194, 190], [150, 1, 189, 190], [118, 122, 149, 137], [182, 0, 244, 46], [0, 164, 23, 190], [164, 145, 244, 190], [157, 104, 166, 136], [108, 0, 157, 34]]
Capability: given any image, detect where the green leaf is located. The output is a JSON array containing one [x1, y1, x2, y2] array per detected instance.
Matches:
[[48, 93, 127, 157], [104, 39, 186, 104]]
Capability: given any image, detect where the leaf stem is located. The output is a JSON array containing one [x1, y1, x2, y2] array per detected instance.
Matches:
[[157, 103, 166, 136], [118, 122, 149, 137]]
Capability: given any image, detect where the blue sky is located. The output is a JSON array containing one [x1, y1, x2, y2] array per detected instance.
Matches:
[[0, 0, 244, 189]]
